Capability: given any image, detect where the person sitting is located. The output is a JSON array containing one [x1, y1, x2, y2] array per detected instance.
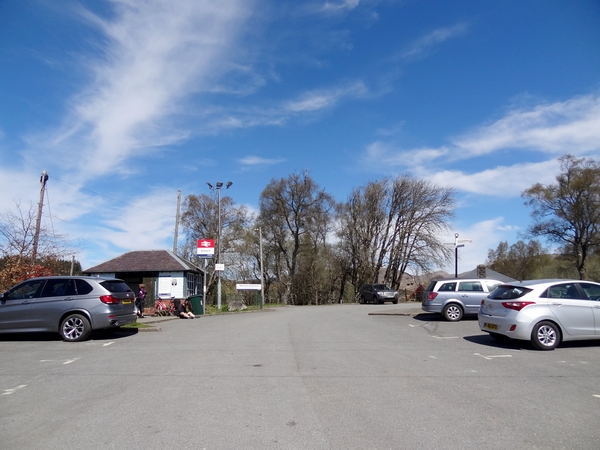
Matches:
[[174, 299, 195, 319]]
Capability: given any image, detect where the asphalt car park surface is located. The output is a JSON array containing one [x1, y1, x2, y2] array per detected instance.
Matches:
[[1, 303, 600, 449]]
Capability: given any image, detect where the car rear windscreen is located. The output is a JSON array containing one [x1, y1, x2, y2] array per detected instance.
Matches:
[[488, 286, 532, 300], [100, 281, 133, 293]]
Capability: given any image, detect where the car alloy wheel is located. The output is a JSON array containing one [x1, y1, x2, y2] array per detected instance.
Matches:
[[443, 304, 463, 322], [60, 314, 92, 342], [531, 321, 560, 350]]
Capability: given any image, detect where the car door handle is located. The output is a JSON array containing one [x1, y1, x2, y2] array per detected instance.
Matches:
[[64, 297, 75, 301], [551, 303, 562, 307]]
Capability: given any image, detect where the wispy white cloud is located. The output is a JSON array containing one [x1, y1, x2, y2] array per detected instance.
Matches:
[[239, 155, 286, 166], [78, 188, 178, 268], [452, 94, 600, 157], [426, 159, 559, 198], [284, 81, 368, 112], [360, 94, 600, 198], [321, 0, 361, 13], [207, 80, 369, 131], [24, 0, 252, 181], [441, 218, 510, 272], [402, 23, 468, 59]]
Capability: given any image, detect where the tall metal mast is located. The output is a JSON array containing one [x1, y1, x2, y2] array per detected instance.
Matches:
[[32, 170, 48, 262]]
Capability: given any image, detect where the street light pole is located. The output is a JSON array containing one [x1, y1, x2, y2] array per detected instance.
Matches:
[[452, 233, 473, 278], [207, 181, 232, 310]]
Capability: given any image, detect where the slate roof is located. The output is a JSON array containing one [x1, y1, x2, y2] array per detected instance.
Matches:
[[457, 267, 517, 283], [83, 250, 203, 274]]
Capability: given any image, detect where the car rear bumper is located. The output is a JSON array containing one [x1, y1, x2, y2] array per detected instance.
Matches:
[[93, 313, 137, 329], [478, 313, 533, 340], [422, 303, 442, 313]]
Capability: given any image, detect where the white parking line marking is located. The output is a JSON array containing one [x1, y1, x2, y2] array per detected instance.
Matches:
[[103, 342, 115, 347], [40, 358, 80, 365], [474, 353, 513, 360], [432, 336, 459, 339], [593, 395, 600, 398], [2, 385, 27, 396]]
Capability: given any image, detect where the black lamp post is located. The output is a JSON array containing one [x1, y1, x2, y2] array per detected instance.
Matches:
[[206, 181, 233, 309]]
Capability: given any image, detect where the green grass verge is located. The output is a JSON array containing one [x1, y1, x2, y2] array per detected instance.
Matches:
[[122, 322, 153, 329]]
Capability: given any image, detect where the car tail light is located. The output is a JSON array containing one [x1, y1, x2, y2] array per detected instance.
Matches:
[[501, 301, 535, 311], [427, 292, 438, 300], [100, 295, 121, 304]]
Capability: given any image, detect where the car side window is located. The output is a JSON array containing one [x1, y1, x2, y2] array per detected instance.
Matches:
[[579, 283, 600, 300], [41, 279, 75, 297], [439, 282, 456, 292], [75, 279, 93, 295], [458, 281, 483, 292], [6, 280, 45, 300], [548, 284, 585, 300]]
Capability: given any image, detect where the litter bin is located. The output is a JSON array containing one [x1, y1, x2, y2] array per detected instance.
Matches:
[[189, 295, 204, 315]]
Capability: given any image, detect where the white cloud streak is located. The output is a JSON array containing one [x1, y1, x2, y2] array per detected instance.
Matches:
[[402, 23, 468, 59], [453, 95, 600, 157], [239, 155, 286, 166], [207, 80, 369, 131], [26, 0, 251, 180], [321, 0, 361, 13], [361, 94, 600, 198]]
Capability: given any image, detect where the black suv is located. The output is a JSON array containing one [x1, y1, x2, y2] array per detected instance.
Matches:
[[359, 284, 399, 304]]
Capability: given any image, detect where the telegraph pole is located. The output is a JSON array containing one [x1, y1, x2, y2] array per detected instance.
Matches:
[[32, 170, 48, 262]]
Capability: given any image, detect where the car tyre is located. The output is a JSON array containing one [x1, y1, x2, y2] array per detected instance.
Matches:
[[360, 295, 366, 304], [60, 314, 92, 342], [392, 300, 398, 305], [531, 321, 560, 350], [443, 304, 463, 322]]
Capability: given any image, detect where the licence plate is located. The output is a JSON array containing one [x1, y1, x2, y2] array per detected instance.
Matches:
[[122, 300, 132, 304], [484, 323, 498, 330]]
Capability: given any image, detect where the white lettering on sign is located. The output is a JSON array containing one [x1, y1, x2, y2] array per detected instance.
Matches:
[[236, 284, 262, 290]]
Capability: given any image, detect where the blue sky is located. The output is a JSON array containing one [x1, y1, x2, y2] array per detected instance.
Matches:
[[1, 0, 600, 274]]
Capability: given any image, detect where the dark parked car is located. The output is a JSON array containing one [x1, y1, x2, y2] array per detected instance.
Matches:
[[0, 276, 137, 342], [359, 284, 399, 304]]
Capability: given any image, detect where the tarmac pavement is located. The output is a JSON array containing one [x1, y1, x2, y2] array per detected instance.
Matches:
[[135, 301, 426, 329]]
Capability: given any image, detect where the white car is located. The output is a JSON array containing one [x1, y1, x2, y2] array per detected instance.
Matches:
[[478, 279, 600, 350]]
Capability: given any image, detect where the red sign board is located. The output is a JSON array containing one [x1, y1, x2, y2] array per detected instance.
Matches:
[[197, 239, 215, 257]]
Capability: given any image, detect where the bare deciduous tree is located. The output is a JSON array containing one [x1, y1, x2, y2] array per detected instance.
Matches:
[[0, 201, 78, 291], [337, 175, 455, 294], [258, 172, 335, 304]]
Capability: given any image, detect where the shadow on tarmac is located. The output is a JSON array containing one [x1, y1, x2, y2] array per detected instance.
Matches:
[[0, 327, 138, 342]]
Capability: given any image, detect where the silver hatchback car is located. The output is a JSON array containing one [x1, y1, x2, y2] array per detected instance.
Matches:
[[0, 276, 137, 342], [479, 279, 600, 350]]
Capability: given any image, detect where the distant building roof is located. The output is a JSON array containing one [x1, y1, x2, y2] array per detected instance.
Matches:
[[458, 267, 516, 283], [83, 250, 202, 274]]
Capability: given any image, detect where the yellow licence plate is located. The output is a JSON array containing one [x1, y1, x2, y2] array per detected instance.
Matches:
[[122, 300, 132, 304], [484, 323, 498, 330]]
